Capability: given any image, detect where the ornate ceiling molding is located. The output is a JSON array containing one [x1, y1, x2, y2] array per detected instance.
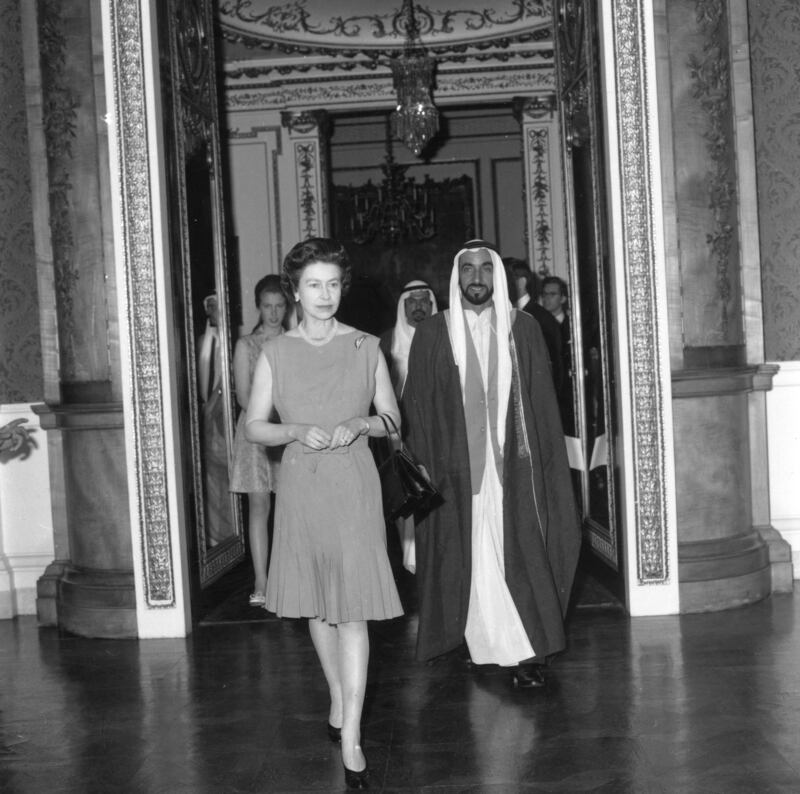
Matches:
[[224, 61, 555, 111], [219, 0, 553, 56]]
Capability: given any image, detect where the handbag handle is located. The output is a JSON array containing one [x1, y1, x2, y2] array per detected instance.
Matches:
[[377, 413, 402, 452]]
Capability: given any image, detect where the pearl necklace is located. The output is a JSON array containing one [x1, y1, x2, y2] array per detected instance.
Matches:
[[297, 319, 338, 346]]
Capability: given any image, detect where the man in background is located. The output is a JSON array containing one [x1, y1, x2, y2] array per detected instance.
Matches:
[[380, 279, 438, 398], [504, 257, 563, 396], [379, 279, 438, 574], [541, 275, 575, 435]]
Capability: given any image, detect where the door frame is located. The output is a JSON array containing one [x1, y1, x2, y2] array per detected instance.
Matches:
[[598, 0, 679, 614], [102, 0, 679, 637]]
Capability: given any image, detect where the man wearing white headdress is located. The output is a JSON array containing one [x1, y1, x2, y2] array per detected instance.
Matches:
[[379, 280, 438, 574], [403, 239, 580, 688], [379, 279, 438, 398]]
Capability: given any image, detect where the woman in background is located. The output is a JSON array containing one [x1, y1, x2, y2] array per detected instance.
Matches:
[[246, 238, 402, 789], [230, 274, 287, 606]]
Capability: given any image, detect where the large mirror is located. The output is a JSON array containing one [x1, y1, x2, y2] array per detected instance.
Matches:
[[186, 143, 239, 556], [159, 0, 245, 590], [557, 0, 622, 572]]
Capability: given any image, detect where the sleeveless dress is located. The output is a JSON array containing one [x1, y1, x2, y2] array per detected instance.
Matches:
[[263, 330, 403, 624], [230, 332, 281, 493]]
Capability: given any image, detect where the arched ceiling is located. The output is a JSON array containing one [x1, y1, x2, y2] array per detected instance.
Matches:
[[219, 0, 553, 59]]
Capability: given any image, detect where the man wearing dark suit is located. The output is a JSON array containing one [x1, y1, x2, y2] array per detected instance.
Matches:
[[541, 275, 575, 436], [503, 258, 563, 400]]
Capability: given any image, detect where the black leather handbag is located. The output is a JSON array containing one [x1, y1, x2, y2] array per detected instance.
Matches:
[[377, 414, 442, 521]]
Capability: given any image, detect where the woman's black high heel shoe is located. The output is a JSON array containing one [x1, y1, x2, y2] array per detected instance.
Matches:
[[327, 722, 341, 743], [343, 757, 369, 789]]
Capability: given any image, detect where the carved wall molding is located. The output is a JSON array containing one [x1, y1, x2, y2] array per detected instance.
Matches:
[[294, 142, 320, 238], [281, 110, 329, 238], [611, 0, 670, 585], [106, 0, 175, 607], [527, 127, 552, 275], [225, 47, 552, 81], [225, 64, 555, 111]]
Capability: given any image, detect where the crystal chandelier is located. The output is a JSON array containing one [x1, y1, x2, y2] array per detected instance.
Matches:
[[347, 118, 436, 246], [390, 0, 439, 157]]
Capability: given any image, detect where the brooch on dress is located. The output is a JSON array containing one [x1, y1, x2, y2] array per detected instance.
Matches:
[[354, 335, 367, 349]]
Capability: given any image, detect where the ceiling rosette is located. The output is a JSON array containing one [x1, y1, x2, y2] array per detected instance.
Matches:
[[219, 0, 553, 57]]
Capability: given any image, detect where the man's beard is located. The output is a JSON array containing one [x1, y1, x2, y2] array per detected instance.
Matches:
[[461, 283, 494, 306]]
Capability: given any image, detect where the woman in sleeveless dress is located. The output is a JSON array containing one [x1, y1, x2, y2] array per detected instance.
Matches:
[[246, 238, 402, 790], [230, 275, 287, 606]]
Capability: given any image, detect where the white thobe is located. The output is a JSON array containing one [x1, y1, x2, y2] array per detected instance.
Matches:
[[463, 309, 535, 666]]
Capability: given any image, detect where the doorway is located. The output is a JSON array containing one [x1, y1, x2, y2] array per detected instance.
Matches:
[[106, 0, 678, 636]]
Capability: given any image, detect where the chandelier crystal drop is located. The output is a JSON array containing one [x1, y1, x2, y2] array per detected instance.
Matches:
[[390, 0, 439, 157]]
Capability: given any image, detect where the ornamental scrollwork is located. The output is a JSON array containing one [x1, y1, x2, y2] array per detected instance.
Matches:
[[529, 128, 552, 276], [687, 0, 736, 336], [610, 0, 669, 584], [295, 142, 319, 238], [220, 0, 551, 41], [108, 0, 175, 606]]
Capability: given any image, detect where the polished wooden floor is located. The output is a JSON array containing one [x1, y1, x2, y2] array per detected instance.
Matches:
[[1, 580, 799, 792]]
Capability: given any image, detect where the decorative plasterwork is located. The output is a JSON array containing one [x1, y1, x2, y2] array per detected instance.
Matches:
[[225, 46, 552, 80], [514, 96, 556, 276], [225, 62, 555, 110], [611, 0, 669, 585], [107, 0, 175, 606], [527, 128, 552, 275], [282, 110, 329, 239], [219, 0, 552, 55], [294, 142, 320, 237]]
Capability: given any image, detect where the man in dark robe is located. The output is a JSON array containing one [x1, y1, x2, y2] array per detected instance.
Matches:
[[403, 239, 581, 688]]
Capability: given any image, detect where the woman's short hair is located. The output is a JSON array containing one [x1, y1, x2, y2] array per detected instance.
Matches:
[[253, 274, 286, 307], [282, 238, 352, 296]]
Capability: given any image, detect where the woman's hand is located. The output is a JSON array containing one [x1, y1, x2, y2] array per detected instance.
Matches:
[[329, 417, 368, 449], [293, 424, 332, 450]]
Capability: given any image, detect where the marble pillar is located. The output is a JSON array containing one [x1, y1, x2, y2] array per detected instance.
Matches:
[[655, 0, 790, 611], [22, 0, 135, 636]]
